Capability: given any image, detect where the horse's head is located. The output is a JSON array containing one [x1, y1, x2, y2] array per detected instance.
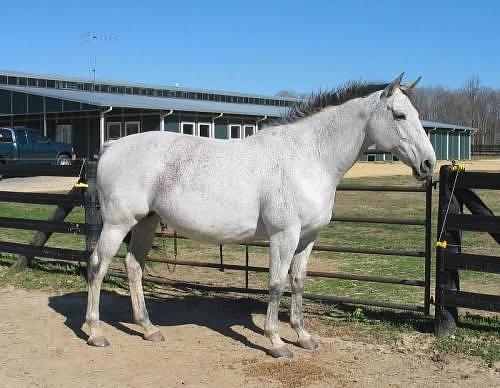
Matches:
[[366, 73, 436, 180]]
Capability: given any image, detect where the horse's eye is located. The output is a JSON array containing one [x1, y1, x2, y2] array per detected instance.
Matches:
[[393, 113, 406, 120]]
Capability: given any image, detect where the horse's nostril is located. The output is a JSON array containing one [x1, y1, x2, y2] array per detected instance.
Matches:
[[421, 159, 433, 174]]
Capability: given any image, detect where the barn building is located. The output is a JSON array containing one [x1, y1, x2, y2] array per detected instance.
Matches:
[[0, 70, 476, 160]]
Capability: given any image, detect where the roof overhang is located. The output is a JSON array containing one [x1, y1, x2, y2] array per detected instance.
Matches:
[[421, 120, 478, 132], [0, 85, 288, 118]]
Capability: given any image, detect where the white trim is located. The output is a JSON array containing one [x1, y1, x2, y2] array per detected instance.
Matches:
[[100, 107, 113, 150], [125, 121, 141, 136], [197, 122, 212, 138], [468, 133, 471, 160], [229, 124, 241, 139], [181, 121, 195, 136], [106, 121, 122, 140], [243, 124, 256, 138], [446, 132, 449, 160]]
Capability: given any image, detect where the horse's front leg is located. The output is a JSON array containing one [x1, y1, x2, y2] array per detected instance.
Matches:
[[265, 226, 300, 358], [289, 240, 319, 350]]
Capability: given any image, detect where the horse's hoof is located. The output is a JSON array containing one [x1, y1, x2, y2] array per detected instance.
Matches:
[[268, 345, 293, 359], [87, 336, 110, 347], [144, 330, 165, 342], [297, 337, 319, 350]]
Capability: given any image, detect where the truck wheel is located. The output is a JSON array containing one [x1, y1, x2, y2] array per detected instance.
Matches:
[[56, 155, 72, 166]]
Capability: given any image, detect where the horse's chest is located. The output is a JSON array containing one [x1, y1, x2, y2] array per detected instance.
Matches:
[[296, 190, 335, 232]]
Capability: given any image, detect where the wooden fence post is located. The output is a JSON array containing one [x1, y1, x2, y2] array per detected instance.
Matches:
[[435, 165, 460, 336]]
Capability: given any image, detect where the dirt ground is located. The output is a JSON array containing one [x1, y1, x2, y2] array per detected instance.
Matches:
[[0, 159, 499, 386], [0, 286, 498, 387], [1, 159, 498, 193]]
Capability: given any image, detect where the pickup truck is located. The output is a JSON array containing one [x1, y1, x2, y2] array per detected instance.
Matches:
[[0, 127, 74, 165]]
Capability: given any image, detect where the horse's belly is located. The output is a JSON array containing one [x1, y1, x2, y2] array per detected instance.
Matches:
[[154, 195, 261, 244]]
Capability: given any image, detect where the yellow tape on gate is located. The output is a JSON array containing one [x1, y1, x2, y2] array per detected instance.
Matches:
[[436, 241, 448, 249], [451, 163, 465, 172]]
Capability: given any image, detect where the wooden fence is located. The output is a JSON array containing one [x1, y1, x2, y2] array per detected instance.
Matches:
[[435, 165, 500, 335]]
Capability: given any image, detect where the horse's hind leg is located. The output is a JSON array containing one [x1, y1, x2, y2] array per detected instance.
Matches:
[[289, 240, 319, 350], [125, 213, 164, 342], [86, 223, 131, 347]]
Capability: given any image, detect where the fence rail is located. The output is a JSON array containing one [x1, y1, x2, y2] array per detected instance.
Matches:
[[0, 163, 433, 316], [472, 144, 500, 155], [0, 163, 83, 178]]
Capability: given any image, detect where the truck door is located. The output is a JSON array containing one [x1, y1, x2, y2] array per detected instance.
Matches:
[[28, 129, 57, 164], [14, 128, 33, 164]]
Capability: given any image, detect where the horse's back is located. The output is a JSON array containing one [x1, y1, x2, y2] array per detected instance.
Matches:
[[96, 132, 268, 240]]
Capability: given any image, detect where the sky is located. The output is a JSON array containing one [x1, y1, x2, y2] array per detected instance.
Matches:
[[3, 0, 500, 96]]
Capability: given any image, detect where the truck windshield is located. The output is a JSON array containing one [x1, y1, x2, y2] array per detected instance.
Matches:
[[0, 129, 13, 143]]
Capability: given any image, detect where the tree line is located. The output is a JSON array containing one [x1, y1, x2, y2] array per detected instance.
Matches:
[[411, 76, 499, 146], [276, 76, 500, 146]]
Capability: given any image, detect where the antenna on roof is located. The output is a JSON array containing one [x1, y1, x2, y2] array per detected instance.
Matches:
[[83, 32, 120, 92]]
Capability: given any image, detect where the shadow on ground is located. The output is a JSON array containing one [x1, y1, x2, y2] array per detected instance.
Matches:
[[48, 290, 277, 353]]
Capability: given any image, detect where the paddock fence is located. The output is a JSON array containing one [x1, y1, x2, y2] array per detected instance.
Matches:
[[471, 144, 500, 156], [0, 162, 93, 271], [0, 162, 434, 315], [435, 165, 500, 335]]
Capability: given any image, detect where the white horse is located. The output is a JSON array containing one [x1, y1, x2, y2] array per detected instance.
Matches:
[[86, 74, 435, 358]]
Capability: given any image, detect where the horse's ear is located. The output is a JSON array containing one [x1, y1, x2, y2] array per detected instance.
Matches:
[[382, 73, 404, 98], [401, 76, 422, 93]]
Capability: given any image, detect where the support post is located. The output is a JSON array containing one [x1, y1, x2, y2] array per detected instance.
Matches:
[[219, 245, 224, 272], [424, 179, 432, 316], [245, 244, 249, 292]]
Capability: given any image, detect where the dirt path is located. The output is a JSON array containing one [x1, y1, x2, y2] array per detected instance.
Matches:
[[0, 286, 497, 387]]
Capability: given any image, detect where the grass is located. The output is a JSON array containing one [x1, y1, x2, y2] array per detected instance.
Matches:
[[0, 174, 498, 363]]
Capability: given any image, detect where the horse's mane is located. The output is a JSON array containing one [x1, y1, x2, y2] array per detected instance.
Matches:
[[281, 81, 389, 124]]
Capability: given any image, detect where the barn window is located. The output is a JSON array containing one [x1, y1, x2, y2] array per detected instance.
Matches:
[[230, 124, 241, 139], [367, 154, 376, 162], [197, 123, 211, 138], [106, 122, 122, 140], [244, 125, 255, 137], [181, 122, 195, 135], [125, 121, 140, 136]]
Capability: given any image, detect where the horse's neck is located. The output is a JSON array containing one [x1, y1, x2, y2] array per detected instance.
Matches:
[[289, 97, 373, 185]]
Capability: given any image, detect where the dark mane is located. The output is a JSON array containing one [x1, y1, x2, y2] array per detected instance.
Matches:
[[282, 81, 389, 123]]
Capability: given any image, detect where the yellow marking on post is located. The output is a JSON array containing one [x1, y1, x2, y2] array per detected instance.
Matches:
[[436, 241, 447, 249], [451, 163, 465, 172], [74, 182, 89, 189]]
